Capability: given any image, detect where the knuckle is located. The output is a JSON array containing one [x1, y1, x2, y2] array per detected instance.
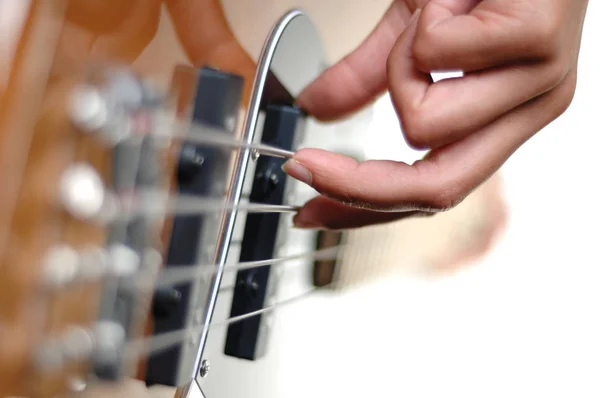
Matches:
[[400, 111, 432, 150], [412, 29, 438, 71], [543, 58, 571, 89], [528, 14, 562, 58], [552, 73, 577, 118]]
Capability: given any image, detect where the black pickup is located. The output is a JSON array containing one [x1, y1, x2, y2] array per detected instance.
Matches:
[[145, 66, 243, 386], [224, 103, 304, 360]]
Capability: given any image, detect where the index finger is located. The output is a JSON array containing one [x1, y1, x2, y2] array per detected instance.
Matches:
[[295, 1, 411, 121], [284, 71, 575, 213], [296, 0, 481, 121], [66, 0, 137, 34]]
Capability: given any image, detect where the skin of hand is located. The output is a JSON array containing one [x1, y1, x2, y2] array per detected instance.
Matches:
[[287, 0, 589, 230], [56, 0, 256, 101], [165, 0, 257, 103]]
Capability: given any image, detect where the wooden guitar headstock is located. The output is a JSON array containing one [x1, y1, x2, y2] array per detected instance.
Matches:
[[0, 1, 311, 396], [0, 0, 168, 396], [0, 1, 187, 395]]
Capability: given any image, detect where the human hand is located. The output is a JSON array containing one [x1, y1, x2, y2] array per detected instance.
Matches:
[[286, 0, 588, 230], [165, 0, 257, 104], [56, 0, 255, 102]]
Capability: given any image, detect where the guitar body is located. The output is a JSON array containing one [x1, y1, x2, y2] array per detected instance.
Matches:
[[0, 1, 505, 398]]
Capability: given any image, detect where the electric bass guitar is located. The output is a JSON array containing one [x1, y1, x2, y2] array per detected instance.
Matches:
[[0, 2, 504, 397]]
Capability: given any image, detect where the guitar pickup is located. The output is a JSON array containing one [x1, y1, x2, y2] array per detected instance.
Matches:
[[224, 103, 305, 361], [144, 65, 243, 387]]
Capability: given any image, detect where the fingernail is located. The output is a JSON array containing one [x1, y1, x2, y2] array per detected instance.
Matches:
[[294, 220, 321, 229], [293, 214, 321, 229], [282, 159, 312, 185]]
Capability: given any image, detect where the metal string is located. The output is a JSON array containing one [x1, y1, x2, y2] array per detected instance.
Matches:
[[108, 192, 301, 219], [126, 246, 345, 358], [125, 284, 331, 361], [154, 116, 295, 160], [44, 111, 324, 368], [115, 120, 320, 354], [99, 117, 300, 219], [153, 245, 343, 288]]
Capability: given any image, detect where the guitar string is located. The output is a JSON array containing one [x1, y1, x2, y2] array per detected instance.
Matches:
[[103, 114, 302, 219], [152, 245, 343, 288], [125, 282, 336, 361], [46, 115, 333, 365], [119, 123, 329, 356], [107, 192, 301, 221], [102, 116, 326, 287], [124, 241, 345, 358], [159, 118, 296, 160]]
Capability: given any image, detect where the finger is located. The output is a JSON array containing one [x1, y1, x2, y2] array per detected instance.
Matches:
[[390, 2, 570, 150], [413, 0, 560, 73], [294, 195, 430, 230], [283, 70, 576, 212], [389, 53, 567, 149], [296, 0, 480, 121], [66, 0, 136, 34], [166, 0, 257, 103], [295, 1, 411, 121], [92, 0, 162, 63], [55, 22, 96, 75]]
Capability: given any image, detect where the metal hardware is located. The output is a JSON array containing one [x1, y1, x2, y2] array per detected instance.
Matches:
[[185, 8, 306, 383], [59, 163, 106, 221], [199, 359, 210, 378]]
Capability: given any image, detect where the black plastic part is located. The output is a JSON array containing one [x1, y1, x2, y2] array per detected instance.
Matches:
[[224, 104, 303, 361], [152, 288, 183, 319], [144, 67, 243, 386]]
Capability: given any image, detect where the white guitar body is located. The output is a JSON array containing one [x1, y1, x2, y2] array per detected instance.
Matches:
[[123, 5, 505, 398]]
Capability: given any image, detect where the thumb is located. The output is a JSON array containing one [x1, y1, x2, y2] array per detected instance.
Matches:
[[295, 1, 411, 121]]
